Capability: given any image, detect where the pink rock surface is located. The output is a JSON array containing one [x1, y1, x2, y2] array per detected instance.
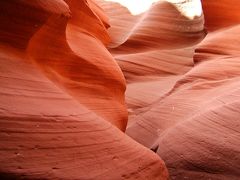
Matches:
[[0, 0, 168, 179], [99, 0, 240, 179], [1, 0, 240, 179]]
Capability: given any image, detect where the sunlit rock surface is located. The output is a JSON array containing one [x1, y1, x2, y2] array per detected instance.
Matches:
[[0, 0, 168, 179], [0, 0, 240, 179], [98, 0, 240, 179]]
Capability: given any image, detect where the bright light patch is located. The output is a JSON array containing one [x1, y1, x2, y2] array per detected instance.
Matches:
[[167, 0, 202, 19], [104, 0, 202, 19], [105, 0, 160, 15]]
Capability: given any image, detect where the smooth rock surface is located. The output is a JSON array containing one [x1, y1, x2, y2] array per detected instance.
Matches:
[[99, 0, 240, 179], [0, 0, 168, 179], [1, 0, 240, 179]]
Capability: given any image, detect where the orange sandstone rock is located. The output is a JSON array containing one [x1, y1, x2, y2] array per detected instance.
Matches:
[[0, 0, 168, 179]]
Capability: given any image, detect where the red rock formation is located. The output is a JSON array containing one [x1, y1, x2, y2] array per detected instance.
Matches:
[[98, 0, 206, 126], [1, 0, 240, 179], [0, 0, 168, 179], [98, 0, 240, 179], [27, 0, 127, 130], [201, 0, 240, 31], [102, 0, 206, 54]]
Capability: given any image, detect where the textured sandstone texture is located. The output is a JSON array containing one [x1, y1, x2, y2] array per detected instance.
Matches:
[[0, 0, 168, 179], [1, 0, 240, 179], [98, 0, 240, 179]]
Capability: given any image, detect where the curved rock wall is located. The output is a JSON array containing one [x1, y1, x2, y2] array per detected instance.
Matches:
[[99, 0, 240, 179], [1, 0, 240, 179], [0, 0, 168, 179]]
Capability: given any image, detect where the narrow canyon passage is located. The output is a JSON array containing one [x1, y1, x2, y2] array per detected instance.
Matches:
[[0, 0, 240, 179]]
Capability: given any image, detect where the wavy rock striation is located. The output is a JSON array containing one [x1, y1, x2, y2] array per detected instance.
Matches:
[[0, 0, 168, 179], [1, 0, 240, 179], [98, 0, 240, 179]]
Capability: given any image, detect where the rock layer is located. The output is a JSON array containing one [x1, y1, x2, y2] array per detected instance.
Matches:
[[1, 0, 240, 179], [0, 0, 168, 179], [99, 0, 240, 179]]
